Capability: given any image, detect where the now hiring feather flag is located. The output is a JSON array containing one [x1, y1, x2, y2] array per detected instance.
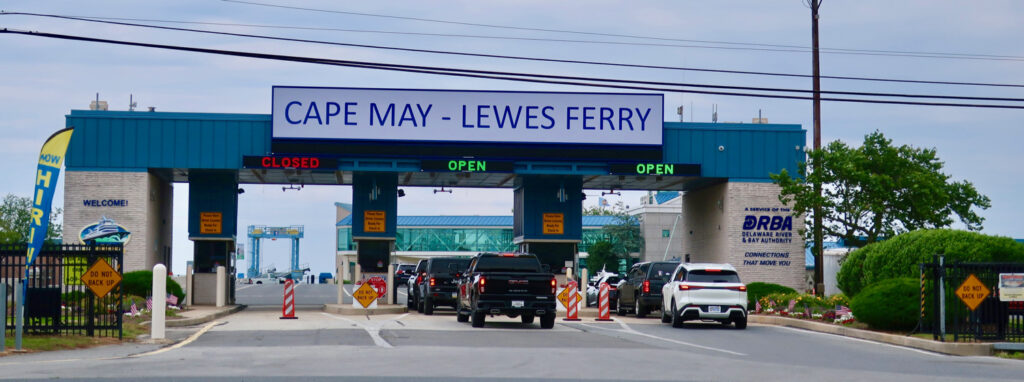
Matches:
[[25, 127, 74, 277]]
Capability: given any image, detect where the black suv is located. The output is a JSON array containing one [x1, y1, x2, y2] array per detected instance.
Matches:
[[418, 257, 472, 315], [616, 261, 679, 318], [406, 259, 428, 310], [393, 264, 416, 300]]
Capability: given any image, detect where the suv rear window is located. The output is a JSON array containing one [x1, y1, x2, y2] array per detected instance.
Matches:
[[687, 270, 741, 283], [398, 264, 416, 272], [648, 263, 678, 282], [604, 276, 621, 285], [475, 256, 541, 272], [428, 259, 471, 273]]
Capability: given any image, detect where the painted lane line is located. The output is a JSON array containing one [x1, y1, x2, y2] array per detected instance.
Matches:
[[342, 286, 353, 297], [774, 326, 946, 357], [598, 320, 747, 356], [236, 285, 255, 291], [320, 312, 393, 348], [129, 320, 224, 358]]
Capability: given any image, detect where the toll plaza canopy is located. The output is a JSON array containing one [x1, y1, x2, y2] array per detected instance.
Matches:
[[64, 88, 805, 190]]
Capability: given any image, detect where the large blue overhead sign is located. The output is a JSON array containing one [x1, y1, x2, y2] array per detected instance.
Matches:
[[272, 87, 663, 148]]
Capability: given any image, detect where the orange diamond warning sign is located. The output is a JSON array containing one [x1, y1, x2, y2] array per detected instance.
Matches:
[[353, 282, 379, 309], [80, 258, 122, 298], [956, 274, 991, 311], [557, 287, 583, 309]]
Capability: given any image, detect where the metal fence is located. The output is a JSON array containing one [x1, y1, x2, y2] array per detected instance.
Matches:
[[921, 257, 1024, 342], [2, 244, 123, 338]]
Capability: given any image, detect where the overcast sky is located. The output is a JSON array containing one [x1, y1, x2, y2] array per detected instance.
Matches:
[[3, 1, 1022, 275]]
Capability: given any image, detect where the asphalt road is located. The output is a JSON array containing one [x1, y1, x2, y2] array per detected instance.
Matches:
[[2, 302, 1024, 381], [236, 283, 347, 306]]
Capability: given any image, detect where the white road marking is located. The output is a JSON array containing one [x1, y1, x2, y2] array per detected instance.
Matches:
[[775, 326, 946, 357], [397, 290, 407, 296], [236, 285, 255, 291], [129, 321, 224, 358], [342, 285, 353, 297], [579, 320, 746, 356], [320, 312, 394, 348]]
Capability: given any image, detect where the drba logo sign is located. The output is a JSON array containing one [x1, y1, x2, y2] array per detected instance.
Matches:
[[78, 216, 131, 244]]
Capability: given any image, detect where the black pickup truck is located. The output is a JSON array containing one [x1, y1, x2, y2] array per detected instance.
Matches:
[[455, 253, 557, 329]]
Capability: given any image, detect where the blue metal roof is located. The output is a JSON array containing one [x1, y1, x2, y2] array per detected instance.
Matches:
[[337, 215, 622, 227], [804, 241, 848, 269], [655, 191, 680, 204]]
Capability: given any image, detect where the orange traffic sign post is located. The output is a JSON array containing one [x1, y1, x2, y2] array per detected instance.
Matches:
[[80, 258, 122, 298], [956, 274, 991, 311], [353, 282, 379, 309]]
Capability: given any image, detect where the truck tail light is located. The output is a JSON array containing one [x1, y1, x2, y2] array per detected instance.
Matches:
[[726, 285, 747, 292], [679, 284, 704, 291], [479, 276, 486, 294], [430, 277, 436, 287], [551, 278, 557, 295], [643, 280, 650, 294]]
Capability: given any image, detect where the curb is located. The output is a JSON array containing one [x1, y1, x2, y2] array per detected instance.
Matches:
[[166, 305, 247, 327], [749, 314, 992, 356]]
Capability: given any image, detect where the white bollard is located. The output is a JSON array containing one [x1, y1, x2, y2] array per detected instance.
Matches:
[[337, 254, 346, 304], [581, 268, 589, 307], [387, 263, 395, 305], [216, 266, 226, 307], [354, 264, 362, 284], [152, 264, 167, 340]]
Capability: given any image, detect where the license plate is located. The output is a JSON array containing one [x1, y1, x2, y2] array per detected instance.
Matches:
[[451, 292, 458, 299], [512, 300, 525, 308], [708, 306, 721, 313]]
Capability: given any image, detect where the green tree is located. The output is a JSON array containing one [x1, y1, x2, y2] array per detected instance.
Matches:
[[771, 131, 989, 248], [0, 193, 63, 244], [593, 200, 642, 257], [585, 241, 617, 274]]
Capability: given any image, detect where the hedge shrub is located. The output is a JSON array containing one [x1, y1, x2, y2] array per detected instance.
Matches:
[[746, 282, 797, 309], [849, 277, 919, 331], [122, 270, 184, 300], [837, 229, 1024, 296]]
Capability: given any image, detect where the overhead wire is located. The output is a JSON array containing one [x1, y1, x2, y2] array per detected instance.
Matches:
[[4, 11, 1024, 89], [3, 28, 1024, 110], [221, 0, 1024, 62]]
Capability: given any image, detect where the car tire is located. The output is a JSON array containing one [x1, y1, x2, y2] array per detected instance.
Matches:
[[616, 299, 626, 316], [661, 305, 671, 323], [471, 311, 486, 328], [407, 290, 415, 309], [457, 308, 470, 323], [671, 300, 684, 328], [521, 314, 535, 324], [417, 295, 424, 313], [735, 314, 747, 330], [635, 298, 648, 318], [540, 313, 555, 329], [424, 296, 434, 315]]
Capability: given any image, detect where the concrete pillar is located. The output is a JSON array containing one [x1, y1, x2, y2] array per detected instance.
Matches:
[[185, 263, 194, 307], [152, 264, 167, 340], [336, 254, 345, 304], [216, 266, 226, 307], [355, 264, 362, 284], [581, 268, 589, 307], [387, 263, 395, 305]]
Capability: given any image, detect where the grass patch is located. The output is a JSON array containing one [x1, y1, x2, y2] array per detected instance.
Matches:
[[996, 351, 1024, 360], [3, 335, 119, 354]]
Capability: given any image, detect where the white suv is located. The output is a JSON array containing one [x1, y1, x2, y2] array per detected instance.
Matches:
[[660, 263, 748, 329]]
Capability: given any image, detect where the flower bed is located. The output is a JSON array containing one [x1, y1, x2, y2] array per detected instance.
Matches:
[[755, 292, 856, 325]]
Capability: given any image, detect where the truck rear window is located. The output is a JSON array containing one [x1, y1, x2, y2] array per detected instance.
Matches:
[[428, 259, 471, 273], [649, 263, 678, 282], [687, 270, 741, 283], [475, 256, 542, 272]]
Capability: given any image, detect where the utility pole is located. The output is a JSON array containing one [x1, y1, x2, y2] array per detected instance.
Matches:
[[811, 0, 824, 296]]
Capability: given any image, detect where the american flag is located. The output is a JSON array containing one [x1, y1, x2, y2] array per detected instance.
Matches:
[[836, 305, 852, 315], [787, 299, 797, 312], [167, 294, 179, 306], [130, 301, 139, 316], [146, 297, 153, 311]]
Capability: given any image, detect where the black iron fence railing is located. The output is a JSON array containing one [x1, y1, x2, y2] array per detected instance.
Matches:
[[921, 257, 1024, 342], [2, 244, 124, 338]]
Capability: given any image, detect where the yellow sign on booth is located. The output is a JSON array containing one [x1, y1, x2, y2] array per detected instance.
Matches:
[[543, 213, 564, 235], [364, 210, 386, 233], [200, 212, 222, 234], [956, 274, 991, 311]]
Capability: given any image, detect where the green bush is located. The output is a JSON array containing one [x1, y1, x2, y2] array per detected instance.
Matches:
[[122, 270, 184, 300], [849, 277, 919, 331], [837, 229, 1024, 296], [746, 282, 797, 309]]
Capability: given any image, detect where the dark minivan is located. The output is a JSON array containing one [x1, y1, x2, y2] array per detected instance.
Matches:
[[616, 261, 679, 318]]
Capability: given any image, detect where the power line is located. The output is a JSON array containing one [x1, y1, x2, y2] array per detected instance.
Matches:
[[221, 0, 1024, 62], [6, 11, 1024, 89], [3, 28, 1024, 110]]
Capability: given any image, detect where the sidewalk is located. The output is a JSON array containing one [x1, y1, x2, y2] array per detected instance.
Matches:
[[165, 304, 247, 327]]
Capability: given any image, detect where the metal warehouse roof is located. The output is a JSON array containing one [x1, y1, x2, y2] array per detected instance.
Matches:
[[654, 191, 681, 204], [337, 215, 623, 227]]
